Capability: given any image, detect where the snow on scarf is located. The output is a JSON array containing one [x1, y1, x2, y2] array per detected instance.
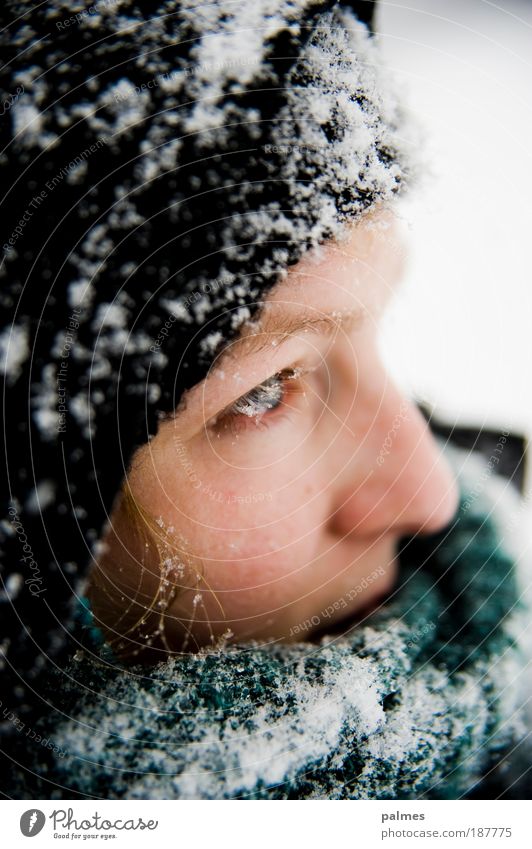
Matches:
[[13, 441, 531, 800]]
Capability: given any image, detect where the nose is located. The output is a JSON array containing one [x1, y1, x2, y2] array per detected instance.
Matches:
[[328, 384, 460, 539]]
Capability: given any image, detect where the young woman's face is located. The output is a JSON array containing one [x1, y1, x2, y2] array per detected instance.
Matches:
[[90, 212, 460, 656]]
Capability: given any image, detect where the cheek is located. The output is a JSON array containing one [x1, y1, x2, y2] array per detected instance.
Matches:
[[139, 424, 325, 540], [141, 456, 325, 615], [129, 419, 341, 636], [182, 491, 321, 597]]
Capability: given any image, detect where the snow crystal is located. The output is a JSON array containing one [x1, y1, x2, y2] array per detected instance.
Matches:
[[32, 363, 60, 440], [33, 408, 60, 438], [70, 392, 95, 438], [65, 158, 88, 184], [2, 573, 23, 601], [199, 331, 223, 356], [191, 296, 211, 324], [68, 280, 93, 310], [92, 302, 128, 331], [25, 479, 56, 516], [230, 306, 252, 330], [12, 102, 42, 142], [147, 383, 161, 403], [0, 324, 29, 385], [161, 298, 193, 323]]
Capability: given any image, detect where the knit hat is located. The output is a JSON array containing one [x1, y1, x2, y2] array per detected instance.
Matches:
[[0, 0, 411, 756]]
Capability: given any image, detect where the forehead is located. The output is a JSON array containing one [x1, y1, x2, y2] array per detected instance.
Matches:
[[166, 211, 407, 426], [263, 211, 406, 320]]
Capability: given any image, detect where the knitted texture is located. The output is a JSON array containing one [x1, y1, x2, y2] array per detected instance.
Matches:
[[0, 1, 413, 740], [13, 442, 531, 800]]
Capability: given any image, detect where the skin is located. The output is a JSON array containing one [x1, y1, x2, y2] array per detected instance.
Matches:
[[88, 210, 460, 658]]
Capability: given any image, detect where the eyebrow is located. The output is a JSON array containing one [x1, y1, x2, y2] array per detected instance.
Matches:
[[214, 305, 366, 366]]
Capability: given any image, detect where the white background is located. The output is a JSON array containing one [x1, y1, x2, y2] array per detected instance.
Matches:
[[376, 0, 532, 441]]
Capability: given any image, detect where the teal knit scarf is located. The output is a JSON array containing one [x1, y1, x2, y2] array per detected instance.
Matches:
[[15, 442, 530, 799]]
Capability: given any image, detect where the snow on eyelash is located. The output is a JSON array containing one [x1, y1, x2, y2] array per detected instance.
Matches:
[[228, 369, 301, 419], [230, 378, 283, 418], [205, 363, 318, 432], [227, 363, 321, 422]]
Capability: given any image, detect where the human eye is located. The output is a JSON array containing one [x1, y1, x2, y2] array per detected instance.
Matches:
[[207, 367, 309, 434]]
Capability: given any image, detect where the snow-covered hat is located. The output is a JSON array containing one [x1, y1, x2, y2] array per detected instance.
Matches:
[[0, 0, 411, 739]]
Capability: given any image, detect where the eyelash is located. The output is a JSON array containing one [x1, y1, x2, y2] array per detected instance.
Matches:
[[209, 368, 306, 433]]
